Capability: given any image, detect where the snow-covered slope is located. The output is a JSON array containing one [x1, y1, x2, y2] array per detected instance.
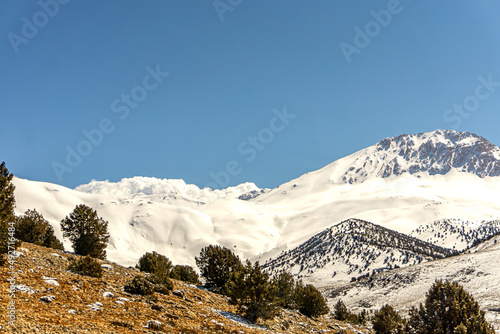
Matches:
[[262, 219, 456, 286], [322, 234, 500, 330], [13, 177, 278, 268], [410, 219, 500, 251], [12, 130, 500, 273]]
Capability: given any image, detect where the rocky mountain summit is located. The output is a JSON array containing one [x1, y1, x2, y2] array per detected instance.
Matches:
[[341, 130, 500, 184]]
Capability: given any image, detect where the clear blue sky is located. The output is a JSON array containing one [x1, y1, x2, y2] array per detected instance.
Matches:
[[2, 1, 500, 189]]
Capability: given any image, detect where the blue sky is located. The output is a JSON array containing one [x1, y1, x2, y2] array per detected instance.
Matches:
[[1, 1, 500, 189]]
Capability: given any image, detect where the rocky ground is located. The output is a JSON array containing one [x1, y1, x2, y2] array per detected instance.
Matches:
[[1, 243, 372, 334]]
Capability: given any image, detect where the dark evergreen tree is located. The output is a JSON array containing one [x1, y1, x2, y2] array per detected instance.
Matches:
[[269, 271, 297, 309], [372, 304, 405, 334], [406, 280, 494, 334], [195, 244, 243, 293], [15, 209, 64, 250], [0, 162, 17, 259], [138, 251, 172, 276], [226, 260, 275, 322], [333, 299, 351, 321], [60, 204, 110, 259], [295, 280, 329, 318], [170, 265, 201, 284]]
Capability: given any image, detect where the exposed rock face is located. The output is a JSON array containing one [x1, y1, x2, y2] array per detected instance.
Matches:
[[342, 130, 500, 184]]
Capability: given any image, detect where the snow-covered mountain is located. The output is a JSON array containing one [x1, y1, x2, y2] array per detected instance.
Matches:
[[262, 219, 456, 286], [12, 130, 500, 273]]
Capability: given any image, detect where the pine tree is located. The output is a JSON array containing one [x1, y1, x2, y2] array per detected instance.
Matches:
[[170, 265, 201, 284], [60, 204, 109, 259], [372, 304, 404, 334], [15, 209, 64, 250], [0, 162, 17, 262], [406, 280, 494, 334], [269, 271, 297, 309], [333, 300, 350, 321], [195, 245, 243, 293], [226, 260, 275, 322], [137, 251, 172, 276], [295, 280, 329, 318]]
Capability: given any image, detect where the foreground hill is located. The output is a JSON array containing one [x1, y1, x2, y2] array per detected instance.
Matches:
[[0, 243, 371, 334]]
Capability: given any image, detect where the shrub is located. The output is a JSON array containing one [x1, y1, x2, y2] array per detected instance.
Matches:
[[372, 304, 405, 334], [15, 209, 64, 250], [406, 280, 494, 333], [295, 281, 329, 318], [196, 245, 243, 293], [170, 265, 201, 284], [146, 274, 173, 295], [60, 204, 109, 259], [138, 251, 172, 276], [68, 256, 103, 278], [124, 276, 154, 295]]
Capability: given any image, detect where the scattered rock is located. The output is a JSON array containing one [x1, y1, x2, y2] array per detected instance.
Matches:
[[151, 304, 164, 312], [172, 290, 185, 298], [40, 295, 55, 303], [12, 284, 36, 294], [103, 291, 114, 298], [146, 320, 163, 330]]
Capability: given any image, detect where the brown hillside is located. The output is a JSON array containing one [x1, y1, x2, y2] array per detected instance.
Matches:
[[1, 243, 372, 334]]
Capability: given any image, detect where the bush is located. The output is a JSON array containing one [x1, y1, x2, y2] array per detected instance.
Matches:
[[372, 305, 405, 334], [124, 276, 154, 295], [146, 274, 173, 295], [68, 256, 103, 278], [295, 281, 329, 318], [406, 280, 494, 333], [195, 245, 243, 293], [15, 209, 64, 250], [138, 251, 172, 276], [60, 204, 109, 259], [170, 265, 201, 284]]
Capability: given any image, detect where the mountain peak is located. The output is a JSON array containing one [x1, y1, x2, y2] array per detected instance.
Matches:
[[341, 130, 500, 184]]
